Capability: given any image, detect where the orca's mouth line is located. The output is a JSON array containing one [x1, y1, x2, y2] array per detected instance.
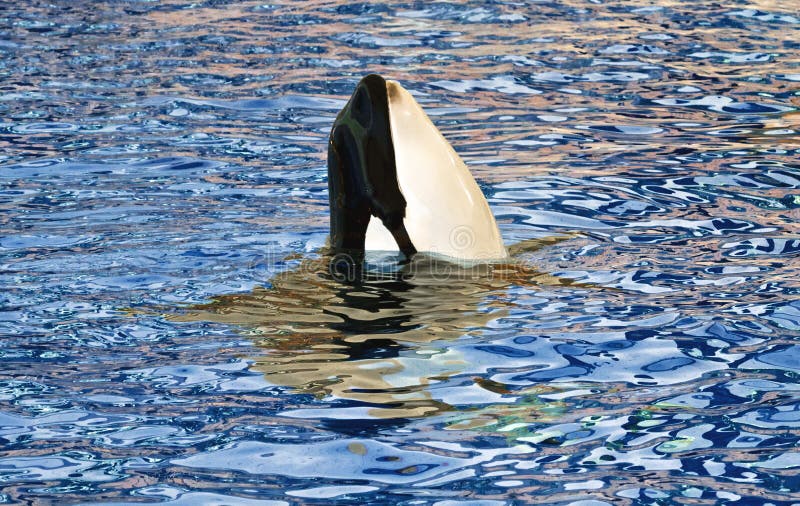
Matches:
[[327, 74, 417, 260]]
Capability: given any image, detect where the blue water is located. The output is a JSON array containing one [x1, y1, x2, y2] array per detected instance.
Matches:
[[2, 1, 800, 504]]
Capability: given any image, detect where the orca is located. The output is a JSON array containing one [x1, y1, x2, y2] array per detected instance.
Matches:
[[170, 76, 589, 418], [328, 74, 507, 263]]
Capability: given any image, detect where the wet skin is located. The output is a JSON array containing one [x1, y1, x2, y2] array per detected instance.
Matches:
[[327, 74, 416, 260]]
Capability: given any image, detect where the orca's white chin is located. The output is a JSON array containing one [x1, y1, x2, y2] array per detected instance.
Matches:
[[364, 80, 507, 261], [327, 74, 507, 263]]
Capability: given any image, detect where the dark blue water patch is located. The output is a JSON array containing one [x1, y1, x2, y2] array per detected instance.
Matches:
[[625, 216, 763, 237], [613, 234, 681, 244], [722, 238, 800, 257], [637, 183, 709, 204], [675, 167, 800, 190], [701, 322, 762, 343], [726, 9, 800, 25], [642, 95, 793, 115], [474, 345, 535, 358], [722, 101, 791, 114], [180, 248, 229, 258], [328, 2, 393, 17], [363, 462, 438, 476], [10, 122, 79, 133], [554, 344, 585, 356], [0, 234, 93, 250], [509, 365, 590, 382], [599, 44, 670, 55], [583, 125, 663, 136], [589, 340, 636, 353], [689, 51, 774, 64], [751, 346, 800, 372], [643, 357, 695, 372]]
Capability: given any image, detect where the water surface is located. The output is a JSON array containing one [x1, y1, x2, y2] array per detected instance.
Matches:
[[1, 1, 799, 504]]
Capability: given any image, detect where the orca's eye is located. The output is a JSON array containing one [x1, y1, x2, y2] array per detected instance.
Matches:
[[351, 86, 372, 128]]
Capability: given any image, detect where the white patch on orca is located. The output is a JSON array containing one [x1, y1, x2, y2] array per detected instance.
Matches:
[[364, 80, 507, 261]]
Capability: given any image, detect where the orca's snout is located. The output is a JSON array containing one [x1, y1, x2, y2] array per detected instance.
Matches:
[[327, 74, 416, 259], [328, 75, 507, 263]]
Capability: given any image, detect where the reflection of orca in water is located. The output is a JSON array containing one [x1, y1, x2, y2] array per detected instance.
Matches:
[[176, 245, 575, 419], [174, 75, 584, 419], [328, 74, 507, 263]]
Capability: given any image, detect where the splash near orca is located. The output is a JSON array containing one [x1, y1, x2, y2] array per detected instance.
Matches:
[[328, 74, 507, 263]]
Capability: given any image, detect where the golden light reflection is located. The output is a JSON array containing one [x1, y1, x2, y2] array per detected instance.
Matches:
[[171, 236, 583, 418]]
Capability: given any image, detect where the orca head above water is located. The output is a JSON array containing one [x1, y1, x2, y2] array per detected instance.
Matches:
[[327, 74, 507, 263]]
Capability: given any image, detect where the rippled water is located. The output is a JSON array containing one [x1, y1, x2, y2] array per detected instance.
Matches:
[[2, 1, 800, 504]]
